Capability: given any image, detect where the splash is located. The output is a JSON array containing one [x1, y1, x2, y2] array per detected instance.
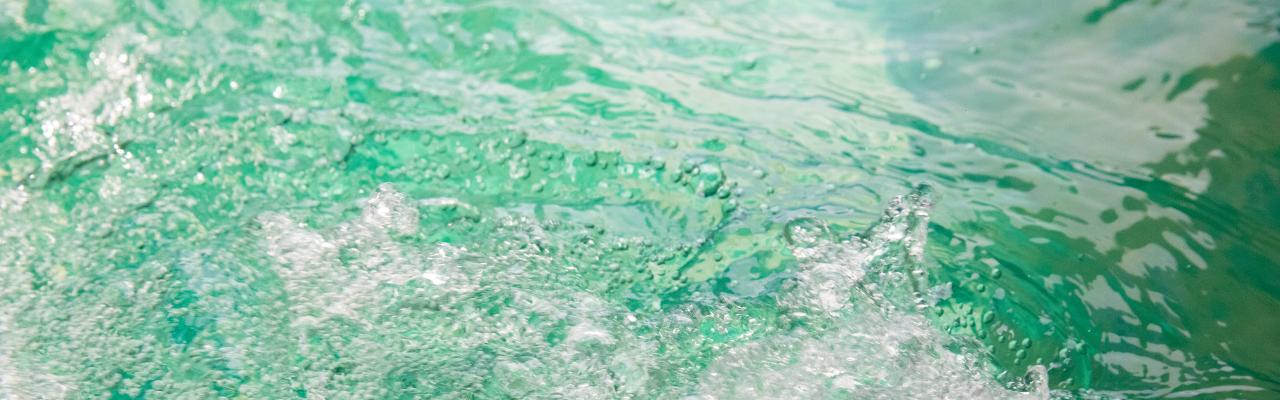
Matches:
[[0, 180, 1047, 399]]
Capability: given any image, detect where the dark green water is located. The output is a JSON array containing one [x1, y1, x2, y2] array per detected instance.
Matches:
[[1, 0, 1278, 398]]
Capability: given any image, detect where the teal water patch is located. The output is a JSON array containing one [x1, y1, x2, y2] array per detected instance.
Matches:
[[2, 0, 1279, 398]]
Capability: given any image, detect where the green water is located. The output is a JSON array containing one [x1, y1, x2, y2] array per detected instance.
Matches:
[[1, 0, 1278, 398]]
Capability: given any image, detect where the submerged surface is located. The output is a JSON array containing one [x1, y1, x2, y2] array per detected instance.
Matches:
[[1, 0, 1279, 398]]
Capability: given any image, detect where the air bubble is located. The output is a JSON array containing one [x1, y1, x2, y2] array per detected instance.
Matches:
[[504, 131, 527, 147], [648, 157, 666, 170], [512, 168, 530, 180]]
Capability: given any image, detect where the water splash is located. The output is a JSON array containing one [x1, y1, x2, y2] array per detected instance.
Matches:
[[0, 180, 1047, 398]]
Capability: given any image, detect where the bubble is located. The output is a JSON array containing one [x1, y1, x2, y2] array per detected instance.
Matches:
[[693, 164, 725, 196], [647, 157, 665, 170], [680, 160, 696, 173]]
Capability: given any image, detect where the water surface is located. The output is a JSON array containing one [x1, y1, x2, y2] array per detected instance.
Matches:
[[1, 0, 1278, 398]]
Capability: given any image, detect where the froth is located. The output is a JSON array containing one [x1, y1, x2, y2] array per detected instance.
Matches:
[[243, 186, 1047, 398]]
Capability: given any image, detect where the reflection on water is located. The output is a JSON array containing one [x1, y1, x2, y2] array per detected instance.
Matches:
[[0, 0, 1278, 398], [880, 0, 1280, 396]]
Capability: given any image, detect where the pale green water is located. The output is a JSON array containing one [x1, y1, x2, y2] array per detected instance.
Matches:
[[1, 0, 1279, 399]]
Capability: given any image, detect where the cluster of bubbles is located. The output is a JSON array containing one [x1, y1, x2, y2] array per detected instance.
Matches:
[[1, 139, 1052, 399]]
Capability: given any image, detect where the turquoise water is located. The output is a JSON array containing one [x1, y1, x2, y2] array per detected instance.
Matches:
[[1, 0, 1278, 398]]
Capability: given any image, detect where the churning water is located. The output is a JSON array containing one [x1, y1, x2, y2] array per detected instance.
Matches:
[[1, 0, 1279, 398]]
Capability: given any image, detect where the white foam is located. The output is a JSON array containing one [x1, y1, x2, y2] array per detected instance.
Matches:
[[32, 27, 152, 181]]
